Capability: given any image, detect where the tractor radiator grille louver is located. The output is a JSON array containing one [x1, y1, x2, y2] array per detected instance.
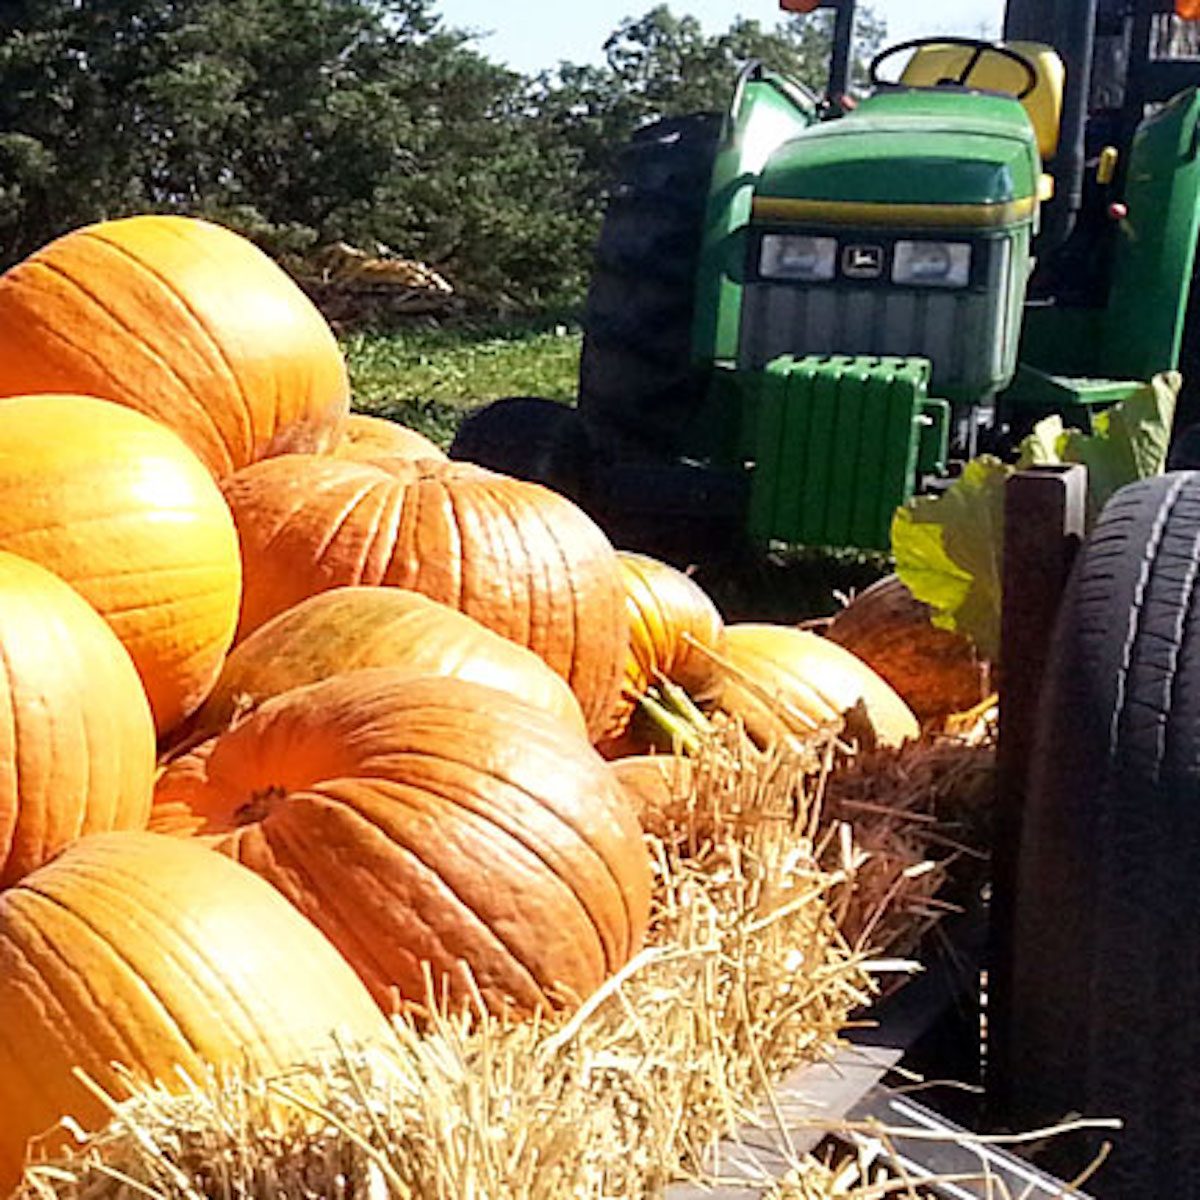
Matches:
[[739, 283, 1010, 398], [746, 355, 939, 552]]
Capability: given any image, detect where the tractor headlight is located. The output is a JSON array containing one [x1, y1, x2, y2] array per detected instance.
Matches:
[[892, 240, 972, 288], [760, 234, 838, 282]]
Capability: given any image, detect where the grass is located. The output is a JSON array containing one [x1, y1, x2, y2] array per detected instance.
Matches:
[[342, 317, 582, 449]]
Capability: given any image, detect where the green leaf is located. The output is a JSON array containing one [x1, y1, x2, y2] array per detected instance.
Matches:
[[891, 455, 1011, 661], [1058, 371, 1179, 520], [1015, 414, 1065, 469], [891, 372, 1180, 660]]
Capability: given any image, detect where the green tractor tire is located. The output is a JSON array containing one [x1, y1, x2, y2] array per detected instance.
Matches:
[[578, 112, 722, 459]]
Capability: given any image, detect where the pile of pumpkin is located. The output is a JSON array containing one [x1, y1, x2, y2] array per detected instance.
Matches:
[[0, 215, 987, 1192]]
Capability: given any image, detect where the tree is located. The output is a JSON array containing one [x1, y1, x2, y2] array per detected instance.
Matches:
[[0, 1, 885, 309]]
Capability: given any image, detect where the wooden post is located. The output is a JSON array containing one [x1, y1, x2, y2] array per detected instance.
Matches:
[[986, 463, 1088, 1122]]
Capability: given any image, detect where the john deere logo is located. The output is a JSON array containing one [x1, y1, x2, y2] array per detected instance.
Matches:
[[842, 244, 885, 279]]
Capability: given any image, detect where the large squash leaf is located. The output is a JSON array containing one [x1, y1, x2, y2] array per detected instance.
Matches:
[[891, 372, 1179, 658], [890, 456, 1009, 661]]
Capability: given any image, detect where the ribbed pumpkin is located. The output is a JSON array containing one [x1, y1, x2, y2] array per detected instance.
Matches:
[[0, 215, 349, 478], [152, 671, 652, 1016], [0, 831, 389, 1190], [0, 553, 155, 886], [719, 624, 919, 750], [332, 413, 447, 463], [0, 395, 242, 735], [221, 454, 627, 739], [192, 586, 586, 738], [614, 551, 726, 721]]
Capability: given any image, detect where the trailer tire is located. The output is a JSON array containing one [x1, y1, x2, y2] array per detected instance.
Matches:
[[579, 112, 722, 457], [449, 397, 593, 502], [1004, 470, 1200, 1192]]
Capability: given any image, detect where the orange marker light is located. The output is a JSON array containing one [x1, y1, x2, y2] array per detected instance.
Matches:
[[1178, 0, 1200, 19], [780, 0, 822, 11]]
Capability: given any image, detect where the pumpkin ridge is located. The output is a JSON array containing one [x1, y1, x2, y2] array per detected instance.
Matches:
[[442, 478, 468, 614], [0, 914, 129, 1119], [232, 809, 431, 1006], [6, 887, 195, 1071], [415, 477, 461, 602], [305, 475, 386, 576], [0, 643, 22, 869], [333, 475, 396, 587], [324, 762, 626, 970], [81, 228, 256, 464], [363, 477, 406, 589], [468, 479, 532, 649], [0, 272, 131, 399], [443, 476, 517, 636], [268, 794, 551, 1010], [519, 484, 578, 697], [22, 256, 232, 469], [26, 852, 307, 1058], [305, 781, 587, 1004]]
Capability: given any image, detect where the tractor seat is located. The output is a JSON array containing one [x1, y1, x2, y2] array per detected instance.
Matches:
[[900, 40, 1065, 162]]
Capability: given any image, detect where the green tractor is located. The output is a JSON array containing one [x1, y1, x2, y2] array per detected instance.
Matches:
[[453, 0, 1200, 558]]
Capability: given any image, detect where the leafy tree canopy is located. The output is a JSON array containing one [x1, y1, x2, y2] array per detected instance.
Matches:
[[0, 0, 884, 308]]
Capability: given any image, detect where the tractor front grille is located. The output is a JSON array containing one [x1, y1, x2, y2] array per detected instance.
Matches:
[[738, 232, 1023, 402]]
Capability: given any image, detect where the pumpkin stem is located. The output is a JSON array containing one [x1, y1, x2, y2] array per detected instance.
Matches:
[[235, 784, 288, 825]]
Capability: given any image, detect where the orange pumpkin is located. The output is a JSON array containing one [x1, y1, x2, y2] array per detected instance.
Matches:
[[826, 574, 991, 722], [719, 624, 919, 750], [192, 585, 586, 738], [221, 454, 627, 739], [616, 550, 726, 715], [0, 831, 390, 1191], [0, 552, 155, 886], [152, 671, 652, 1016], [0, 215, 348, 477], [0, 394, 242, 734], [333, 413, 447, 463]]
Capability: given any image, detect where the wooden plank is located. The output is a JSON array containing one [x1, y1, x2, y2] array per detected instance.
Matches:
[[987, 463, 1087, 1122]]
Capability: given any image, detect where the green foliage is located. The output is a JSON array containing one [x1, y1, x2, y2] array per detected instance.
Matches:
[[0, 0, 883, 309], [891, 457, 1010, 661], [891, 374, 1181, 659]]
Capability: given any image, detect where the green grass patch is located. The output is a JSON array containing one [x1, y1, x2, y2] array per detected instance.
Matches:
[[342, 319, 582, 448]]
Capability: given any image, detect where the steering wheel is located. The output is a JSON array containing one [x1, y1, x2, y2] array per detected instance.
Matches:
[[868, 36, 1039, 100]]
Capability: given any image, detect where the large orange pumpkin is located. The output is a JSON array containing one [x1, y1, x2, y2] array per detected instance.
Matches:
[[0, 552, 155, 886], [192, 586, 586, 738], [0, 394, 242, 734], [0, 831, 390, 1191], [152, 671, 652, 1016], [0, 215, 348, 477], [221, 454, 627, 739], [719, 624, 920, 750], [332, 413, 447, 463]]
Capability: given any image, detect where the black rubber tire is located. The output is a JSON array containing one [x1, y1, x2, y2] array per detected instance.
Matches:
[[448, 396, 593, 502], [578, 112, 722, 457], [1003, 470, 1200, 1194]]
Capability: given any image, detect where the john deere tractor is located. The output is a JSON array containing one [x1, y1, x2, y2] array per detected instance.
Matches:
[[453, 0, 1200, 558]]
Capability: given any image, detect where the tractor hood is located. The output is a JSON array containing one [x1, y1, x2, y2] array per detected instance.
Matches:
[[752, 89, 1041, 231]]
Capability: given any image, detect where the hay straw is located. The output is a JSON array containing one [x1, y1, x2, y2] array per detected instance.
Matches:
[[17, 712, 995, 1200]]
